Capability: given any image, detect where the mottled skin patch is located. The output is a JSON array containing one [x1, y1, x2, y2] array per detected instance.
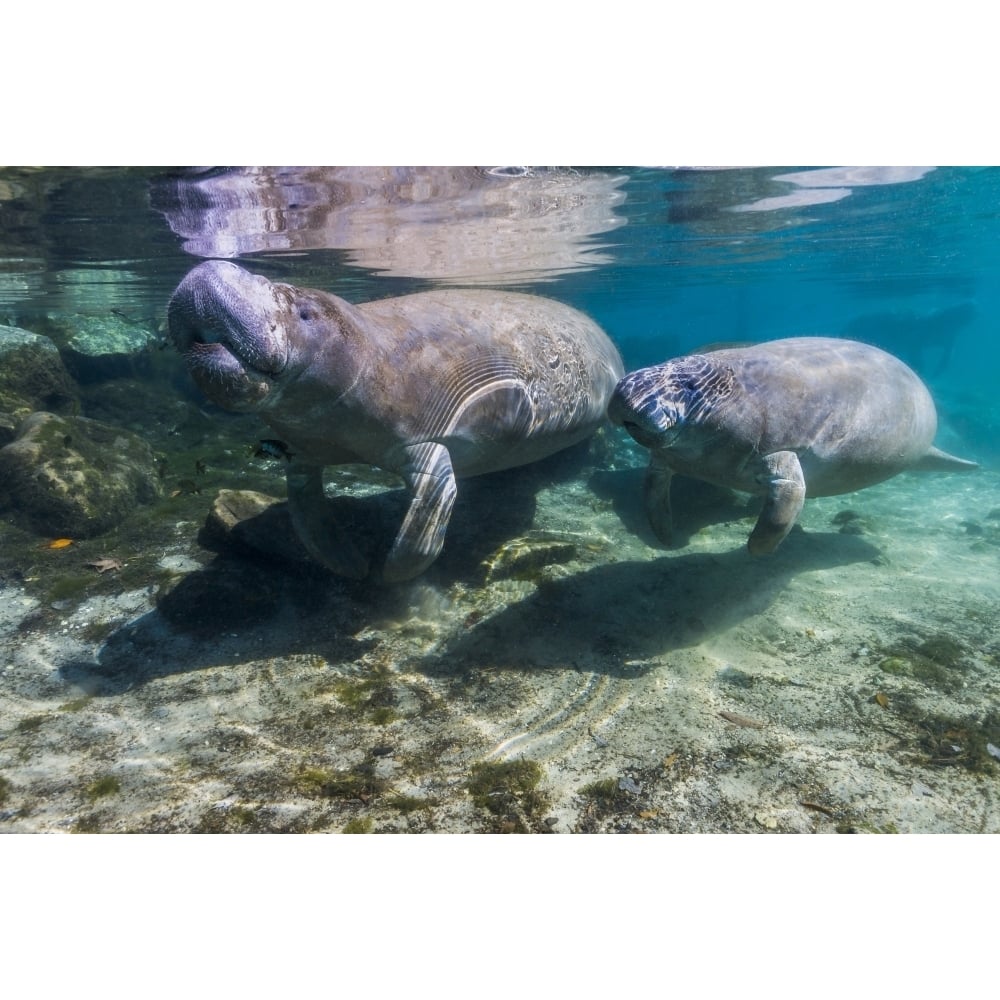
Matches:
[[168, 261, 623, 582], [608, 337, 977, 555]]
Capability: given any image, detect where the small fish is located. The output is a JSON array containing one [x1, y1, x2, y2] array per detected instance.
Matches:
[[799, 801, 836, 817], [253, 439, 295, 462], [86, 557, 123, 573], [719, 710, 766, 729], [156, 458, 168, 480], [45, 538, 74, 550], [194, 459, 207, 475], [874, 691, 890, 709], [663, 752, 679, 769]]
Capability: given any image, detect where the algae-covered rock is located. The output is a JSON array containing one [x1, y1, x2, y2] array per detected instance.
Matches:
[[0, 411, 162, 537], [482, 530, 607, 583], [0, 324, 79, 442], [45, 312, 158, 382], [205, 489, 282, 538]]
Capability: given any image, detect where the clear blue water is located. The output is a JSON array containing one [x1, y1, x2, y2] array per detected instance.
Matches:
[[3, 165, 997, 388], [2, 166, 999, 835]]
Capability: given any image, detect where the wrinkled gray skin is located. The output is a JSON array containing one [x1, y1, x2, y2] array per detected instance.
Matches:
[[608, 337, 977, 555], [168, 260, 623, 582]]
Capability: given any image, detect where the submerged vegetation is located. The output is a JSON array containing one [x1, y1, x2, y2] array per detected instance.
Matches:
[[2, 166, 1000, 836], [342, 817, 374, 834], [15, 715, 48, 733], [467, 758, 549, 832], [296, 763, 386, 801], [878, 632, 973, 694], [328, 666, 400, 726], [85, 775, 121, 802]]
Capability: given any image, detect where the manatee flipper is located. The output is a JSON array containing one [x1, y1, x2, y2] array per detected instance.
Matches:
[[644, 453, 675, 545], [286, 462, 370, 579], [383, 442, 458, 583], [748, 450, 806, 555]]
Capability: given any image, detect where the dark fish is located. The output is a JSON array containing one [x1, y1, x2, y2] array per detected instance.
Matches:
[[170, 478, 201, 497], [253, 439, 295, 462]]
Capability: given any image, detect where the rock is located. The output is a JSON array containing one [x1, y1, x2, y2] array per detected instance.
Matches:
[[0, 325, 79, 442], [0, 411, 162, 537], [45, 313, 158, 382], [200, 489, 313, 564], [482, 530, 607, 583]]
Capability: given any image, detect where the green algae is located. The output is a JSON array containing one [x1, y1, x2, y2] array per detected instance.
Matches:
[[85, 775, 121, 802], [296, 764, 386, 800], [47, 574, 93, 603], [579, 777, 621, 802], [387, 794, 437, 813], [58, 696, 93, 713], [342, 817, 374, 834], [577, 776, 643, 818], [192, 804, 272, 834], [228, 806, 258, 829], [467, 758, 548, 831], [878, 632, 972, 693], [15, 714, 48, 733], [330, 665, 399, 725]]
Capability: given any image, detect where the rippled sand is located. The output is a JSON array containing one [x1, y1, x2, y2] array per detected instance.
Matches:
[[2, 429, 999, 834]]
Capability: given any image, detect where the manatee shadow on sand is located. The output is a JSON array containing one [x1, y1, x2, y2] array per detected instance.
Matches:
[[57, 553, 369, 695], [416, 528, 882, 680], [589, 466, 758, 550], [58, 452, 588, 694]]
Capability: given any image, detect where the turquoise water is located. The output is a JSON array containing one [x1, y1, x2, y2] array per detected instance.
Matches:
[[4, 166, 997, 379], [4, 166, 997, 393], [1, 166, 998, 834], [5, 166, 997, 452]]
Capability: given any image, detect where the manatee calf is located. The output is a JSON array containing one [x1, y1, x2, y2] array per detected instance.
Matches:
[[607, 337, 977, 554], [168, 261, 623, 581]]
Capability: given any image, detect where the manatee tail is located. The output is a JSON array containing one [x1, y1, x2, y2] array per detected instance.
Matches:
[[912, 446, 979, 472]]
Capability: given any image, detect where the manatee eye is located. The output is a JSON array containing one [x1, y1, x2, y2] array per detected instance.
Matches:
[[299, 308, 313, 322]]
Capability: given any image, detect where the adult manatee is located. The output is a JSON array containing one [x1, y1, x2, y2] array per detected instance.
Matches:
[[607, 337, 977, 554], [168, 261, 623, 581]]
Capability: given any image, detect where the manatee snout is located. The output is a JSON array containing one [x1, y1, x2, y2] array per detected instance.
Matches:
[[608, 370, 679, 449], [168, 261, 288, 376], [167, 261, 291, 410]]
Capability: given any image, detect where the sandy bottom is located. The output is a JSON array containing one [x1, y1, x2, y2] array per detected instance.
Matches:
[[2, 426, 999, 834]]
